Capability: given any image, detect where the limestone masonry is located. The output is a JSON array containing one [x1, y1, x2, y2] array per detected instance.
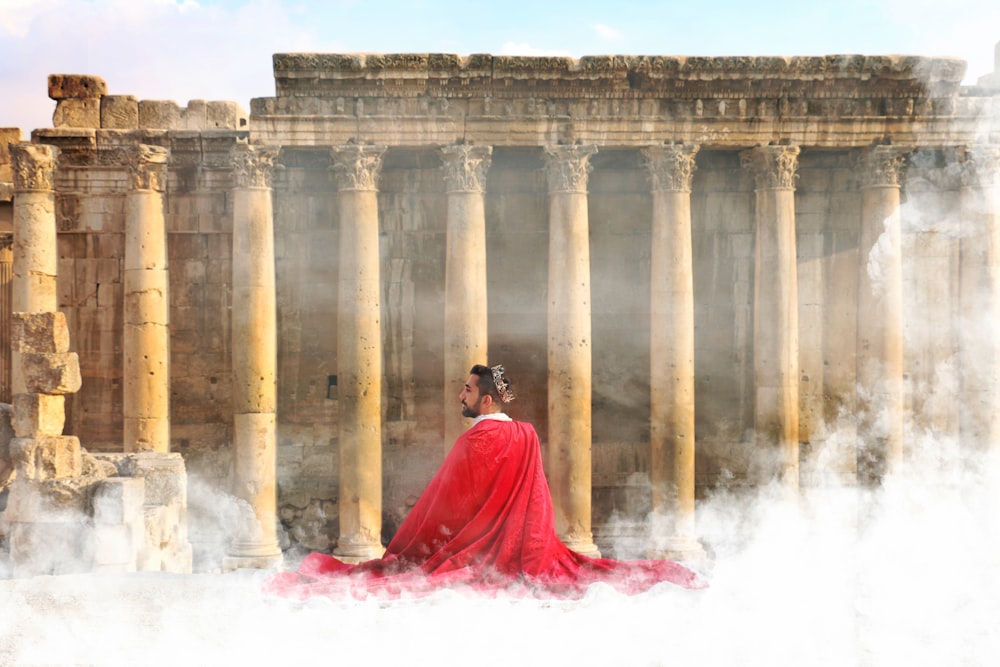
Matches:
[[0, 44, 998, 572]]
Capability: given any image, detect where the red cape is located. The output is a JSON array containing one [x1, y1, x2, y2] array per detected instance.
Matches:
[[266, 418, 707, 599]]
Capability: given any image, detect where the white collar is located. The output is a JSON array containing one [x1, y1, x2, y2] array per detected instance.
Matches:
[[471, 412, 512, 427]]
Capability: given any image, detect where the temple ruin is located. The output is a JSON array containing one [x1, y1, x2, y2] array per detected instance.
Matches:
[[0, 42, 998, 574]]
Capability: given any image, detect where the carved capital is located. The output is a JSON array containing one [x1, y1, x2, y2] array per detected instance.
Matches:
[[857, 145, 910, 188], [739, 145, 800, 190], [11, 143, 59, 192], [544, 145, 597, 194], [642, 144, 700, 192], [124, 144, 169, 191], [231, 144, 278, 189], [440, 144, 493, 193], [960, 144, 1000, 189], [330, 145, 386, 191]]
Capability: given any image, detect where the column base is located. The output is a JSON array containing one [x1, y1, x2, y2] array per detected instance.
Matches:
[[561, 535, 602, 559], [333, 542, 385, 564], [647, 535, 709, 567], [224, 540, 283, 571]]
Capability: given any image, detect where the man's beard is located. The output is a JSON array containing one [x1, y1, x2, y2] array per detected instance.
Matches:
[[461, 398, 481, 418]]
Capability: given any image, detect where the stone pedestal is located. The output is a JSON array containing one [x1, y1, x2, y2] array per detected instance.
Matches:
[[441, 144, 492, 451], [331, 145, 387, 562], [741, 145, 801, 494], [856, 146, 908, 484], [642, 144, 707, 562], [544, 145, 600, 557], [123, 145, 171, 453], [226, 145, 282, 568]]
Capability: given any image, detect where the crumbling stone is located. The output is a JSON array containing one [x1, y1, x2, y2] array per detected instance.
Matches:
[[47, 74, 107, 100], [52, 99, 100, 129], [101, 95, 139, 129], [138, 100, 183, 130], [9, 434, 82, 481], [11, 312, 70, 354], [17, 352, 82, 395], [11, 393, 66, 438]]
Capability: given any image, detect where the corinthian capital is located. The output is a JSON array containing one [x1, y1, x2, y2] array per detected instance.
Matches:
[[124, 144, 169, 191], [857, 145, 910, 188], [960, 144, 1000, 189], [440, 144, 493, 193], [231, 144, 278, 189], [10, 143, 59, 192], [544, 145, 597, 194], [740, 145, 800, 190], [642, 144, 700, 193], [330, 145, 386, 191]]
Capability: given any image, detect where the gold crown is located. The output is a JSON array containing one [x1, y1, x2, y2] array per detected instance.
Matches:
[[490, 364, 515, 403]]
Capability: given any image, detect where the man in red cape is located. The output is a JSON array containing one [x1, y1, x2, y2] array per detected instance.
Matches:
[[266, 364, 707, 599]]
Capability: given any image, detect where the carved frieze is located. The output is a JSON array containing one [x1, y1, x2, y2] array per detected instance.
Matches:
[[10, 144, 59, 192], [642, 144, 700, 192], [231, 144, 279, 189], [329, 145, 386, 191], [440, 144, 493, 193], [543, 145, 597, 194], [857, 145, 911, 188], [740, 145, 801, 190]]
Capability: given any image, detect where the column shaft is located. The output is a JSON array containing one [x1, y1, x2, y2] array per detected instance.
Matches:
[[123, 145, 170, 453], [642, 145, 706, 561], [226, 145, 281, 567], [441, 145, 492, 451], [545, 145, 600, 557], [10, 144, 58, 316], [741, 146, 801, 493], [331, 146, 386, 562], [856, 147, 908, 484]]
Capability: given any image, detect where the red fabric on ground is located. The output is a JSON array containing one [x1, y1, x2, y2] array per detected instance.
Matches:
[[265, 419, 707, 600]]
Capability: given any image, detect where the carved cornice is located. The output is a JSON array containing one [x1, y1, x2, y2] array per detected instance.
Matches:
[[960, 144, 1000, 188], [440, 144, 493, 193], [857, 145, 911, 188], [10, 143, 59, 192], [329, 145, 386, 191], [642, 144, 700, 192], [231, 144, 279, 189], [544, 145, 597, 194], [124, 144, 169, 191], [740, 145, 800, 190]]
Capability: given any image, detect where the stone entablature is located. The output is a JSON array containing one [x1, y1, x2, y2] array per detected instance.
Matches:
[[251, 53, 982, 149]]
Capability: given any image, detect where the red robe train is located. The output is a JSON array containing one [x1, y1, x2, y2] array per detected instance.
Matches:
[[266, 417, 707, 600]]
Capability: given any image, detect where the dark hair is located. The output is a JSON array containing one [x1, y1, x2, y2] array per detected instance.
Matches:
[[469, 364, 514, 405]]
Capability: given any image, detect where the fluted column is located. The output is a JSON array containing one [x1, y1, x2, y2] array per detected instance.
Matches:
[[740, 145, 801, 494], [856, 146, 909, 484], [544, 144, 600, 557], [642, 144, 707, 562], [225, 144, 282, 568], [123, 145, 171, 453], [959, 145, 1000, 457], [441, 145, 492, 451], [331, 145, 387, 562]]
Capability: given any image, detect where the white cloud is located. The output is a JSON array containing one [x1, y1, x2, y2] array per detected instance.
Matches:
[[592, 23, 623, 42]]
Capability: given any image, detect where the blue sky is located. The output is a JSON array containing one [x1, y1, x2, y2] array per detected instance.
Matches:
[[1, 0, 998, 133]]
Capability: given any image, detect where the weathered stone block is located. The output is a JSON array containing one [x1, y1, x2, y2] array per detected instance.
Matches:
[[12, 311, 70, 353], [4, 475, 89, 521], [206, 101, 247, 129], [9, 435, 82, 481], [0, 402, 13, 484], [9, 520, 88, 576], [92, 476, 146, 525], [117, 452, 188, 506], [92, 523, 138, 569], [182, 100, 207, 130], [12, 393, 66, 437], [101, 95, 139, 129], [17, 351, 82, 394], [138, 100, 183, 130], [48, 74, 107, 100], [52, 99, 101, 129]]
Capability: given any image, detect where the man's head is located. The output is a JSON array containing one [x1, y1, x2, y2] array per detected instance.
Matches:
[[460, 364, 515, 418]]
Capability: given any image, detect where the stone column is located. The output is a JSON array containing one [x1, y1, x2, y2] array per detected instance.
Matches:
[[740, 145, 801, 494], [440, 144, 492, 451], [10, 143, 58, 315], [959, 145, 1000, 456], [330, 145, 387, 562], [225, 144, 282, 569], [0, 234, 12, 403], [123, 145, 171, 453], [642, 144, 707, 562], [544, 144, 600, 557], [856, 146, 909, 484]]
